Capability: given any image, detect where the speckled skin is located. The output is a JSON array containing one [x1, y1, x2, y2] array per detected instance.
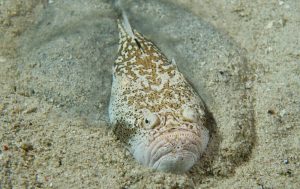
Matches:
[[109, 18, 209, 173]]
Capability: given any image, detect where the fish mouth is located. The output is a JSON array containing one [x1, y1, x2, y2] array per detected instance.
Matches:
[[152, 149, 198, 173], [131, 128, 209, 173]]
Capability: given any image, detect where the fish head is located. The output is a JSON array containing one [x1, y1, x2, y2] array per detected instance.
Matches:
[[129, 106, 209, 173]]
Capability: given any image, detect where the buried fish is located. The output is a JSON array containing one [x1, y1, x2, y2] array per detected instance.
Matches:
[[109, 14, 210, 173]]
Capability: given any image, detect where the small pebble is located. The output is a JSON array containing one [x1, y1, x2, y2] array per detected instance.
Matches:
[[20, 143, 34, 152], [25, 107, 37, 114], [267, 109, 276, 115], [0, 56, 6, 63], [3, 144, 9, 151], [279, 109, 286, 117], [278, 1, 284, 6]]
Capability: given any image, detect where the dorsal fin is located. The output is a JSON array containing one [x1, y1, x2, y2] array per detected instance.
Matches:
[[117, 11, 145, 52], [121, 11, 135, 39], [114, 0, 135, 39]]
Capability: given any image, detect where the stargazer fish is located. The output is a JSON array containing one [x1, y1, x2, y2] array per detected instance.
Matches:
[[109, 13, 209, 173]]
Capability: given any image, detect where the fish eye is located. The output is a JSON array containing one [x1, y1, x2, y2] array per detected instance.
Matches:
[[182, 107, 199, 122], [143, 113, 160, 129]]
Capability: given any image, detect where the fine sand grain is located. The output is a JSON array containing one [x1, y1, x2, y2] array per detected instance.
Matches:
[[0, 0, 299, 188]]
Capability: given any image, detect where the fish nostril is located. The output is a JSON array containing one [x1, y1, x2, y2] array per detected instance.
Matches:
[[176, 144, 183, 151]]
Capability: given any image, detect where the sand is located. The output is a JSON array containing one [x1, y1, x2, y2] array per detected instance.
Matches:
[[0, 0, 299, 188]]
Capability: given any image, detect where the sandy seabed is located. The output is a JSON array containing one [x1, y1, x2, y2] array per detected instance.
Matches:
[[0, 0, 299, 188]]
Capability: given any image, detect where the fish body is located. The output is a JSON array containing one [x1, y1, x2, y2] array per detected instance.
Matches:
[[109, 15, 209, 173]]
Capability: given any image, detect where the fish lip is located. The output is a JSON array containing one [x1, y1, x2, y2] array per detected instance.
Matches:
[[146, 129, 204, 171], [130, 126, 209, 172], [152, 150, 198, 173]]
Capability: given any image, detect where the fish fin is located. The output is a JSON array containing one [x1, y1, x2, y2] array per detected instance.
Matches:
[[171, 58, 179, 69], [114, 0, 135, 39], [114, 1, 144, 51], [171, 58, 177, 65], [121, 11, 135, 39], [120, 12, 145, 52]]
